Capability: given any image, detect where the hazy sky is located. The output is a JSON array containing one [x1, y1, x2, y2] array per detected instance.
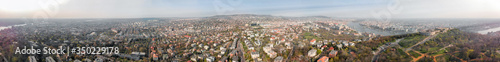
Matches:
[[0, 0, 499, 18]]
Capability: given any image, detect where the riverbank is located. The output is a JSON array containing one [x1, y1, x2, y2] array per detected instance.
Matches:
[[478, 27, 500, 34], [346, 22, 409, 36], [0, 24, 27, 31]]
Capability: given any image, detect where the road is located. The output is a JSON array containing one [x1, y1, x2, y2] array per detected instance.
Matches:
[[237, 39, 246, 62], [411, 44, 453, 62], [371, 38, 404, 62], [405, 34, 438, 51], [1, 53, 7, 62], [218, 38, 240, 62], [286, 46, 296, 62], [438, 44, 453, 51]]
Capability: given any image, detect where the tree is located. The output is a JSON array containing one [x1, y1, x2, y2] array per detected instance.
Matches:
[[140, 47, 146, 52]]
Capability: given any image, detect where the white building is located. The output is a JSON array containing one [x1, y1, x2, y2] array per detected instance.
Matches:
[[206, 56, 215, 62], [263, 46, 277, 58], [308, 49, 317, 57], [336, 44, 343, 48], [251, 51, 260, 59], [274, 56, 283, 62], [285, 42, 292, 49]]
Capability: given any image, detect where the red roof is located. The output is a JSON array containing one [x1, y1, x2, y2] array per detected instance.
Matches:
[[184, 35, 191, 37], [350, 52, 357, 57], [317, 56, 329, 62], [310, 39, 316, 42]]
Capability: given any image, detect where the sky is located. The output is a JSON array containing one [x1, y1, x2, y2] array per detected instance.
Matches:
[[0, 0, 499, 18]]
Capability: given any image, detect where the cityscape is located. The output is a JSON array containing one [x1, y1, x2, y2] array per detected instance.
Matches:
[[1, 0, 500, 62]]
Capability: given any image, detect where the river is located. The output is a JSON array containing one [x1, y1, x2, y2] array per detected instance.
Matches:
[[477, 27, 500, 34], [346, 22, 409, 36], [0, 24, 27, 31]]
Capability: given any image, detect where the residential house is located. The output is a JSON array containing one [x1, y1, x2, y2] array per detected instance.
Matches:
[[308, 49, 317, 57], [317, 56, 329, 62]]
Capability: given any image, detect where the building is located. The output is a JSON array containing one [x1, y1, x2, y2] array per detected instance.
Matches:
[[153, 54, 159, 61], [274, 56, 283, 62], [84, 58, 92, 62], [329, 50, 338, 57], [279, 39, 285, 44], [308, 49, 317, 57], [263, 46, 277, 58], [206, 56, 215, 62], [190, 56, 197, 61], [349, 42, 355, 46], [270, 37, 276, 41], [255, 40, 261, 46], [249, 47, 255, 50], [29, 56, 37, 62], [46, 56, 56, 62], [94, 57, 104, 62], [285, 42, 292, 49], [131, 52, 146, 56], [115, 54, 140, 60], [251, 51, 260, 59], [331, 41, 336, 45], [232, 56, 239, 62], [74, 60, 82, 62], [419, 29, 437, 36], [265, 50, 277, 58], [310, 39, 316, 45], [336, 44, 343, 48], [435, 28, 450, 32], [163, 54, 169, 60], [323, 40, 329, 45], [317, 56, 329, 62]]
